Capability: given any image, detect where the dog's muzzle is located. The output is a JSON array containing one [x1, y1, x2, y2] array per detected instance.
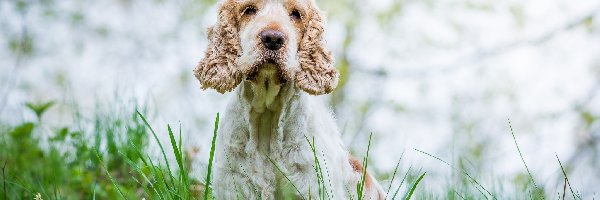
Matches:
[[260, 29, 287, 51]]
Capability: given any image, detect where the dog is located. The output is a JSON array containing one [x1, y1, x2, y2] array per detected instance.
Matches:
[[194, 0, 384, 199]]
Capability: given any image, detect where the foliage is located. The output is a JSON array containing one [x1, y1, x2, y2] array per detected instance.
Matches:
[[0, 102, 199, 199], [0, 101, 589, 199]]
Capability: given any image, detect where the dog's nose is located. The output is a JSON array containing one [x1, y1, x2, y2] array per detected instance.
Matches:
[[260, 30, 286, 50]]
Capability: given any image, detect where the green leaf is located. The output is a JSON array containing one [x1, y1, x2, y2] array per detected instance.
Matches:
[[10, 122, 35, 139], [25, 101, 55, 120], [50, 127, 69, 142], [581, 111, 596, 127]]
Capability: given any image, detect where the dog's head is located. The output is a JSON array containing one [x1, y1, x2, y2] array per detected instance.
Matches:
[[194, 0, 337, 95]]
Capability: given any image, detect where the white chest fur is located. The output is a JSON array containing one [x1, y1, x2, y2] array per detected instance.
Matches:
[[214, 70, 356, 199], [248, 63, 285, 153]]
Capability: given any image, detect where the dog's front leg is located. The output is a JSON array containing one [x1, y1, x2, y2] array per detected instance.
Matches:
[[214, 152, 278, 199], [213, 106, 278, 199]]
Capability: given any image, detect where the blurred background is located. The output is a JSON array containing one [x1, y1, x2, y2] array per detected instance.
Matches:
[[1, 0, 599, 197]]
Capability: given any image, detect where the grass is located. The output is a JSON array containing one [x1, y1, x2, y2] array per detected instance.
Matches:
[[508, 119, 540, 197], [305, 135, 333, 200], [204, 113, 219, 200], [404, 172, 426, 200], [0, 101, 591, 199], [356, 133, 374, 200]]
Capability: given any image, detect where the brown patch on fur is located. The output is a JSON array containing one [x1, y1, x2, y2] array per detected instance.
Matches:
[[284, 0, 307, 46], [349, 156, 374, 189], [264, 23, 283, 32], [238, 0, 258, 28], [294, 5, 338, 95], [194, 0, 243, 93], [349, 156, 385, 200]]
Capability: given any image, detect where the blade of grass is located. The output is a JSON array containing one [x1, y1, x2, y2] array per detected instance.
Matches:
[[345, 185, 355, 200], [36, 181, 50, 200], [137, 111, 176, 189], [454, 190, 466, 200], [321, 150, 334, 199], [357, 133, 373, 200], [225, 153, 260, 198], [562, 177, 566, 200], [205, 113, 219, 200], [2, 161, 6, 200], [414, 148, 495, 200], [93, 183, 97, 200], [3, 180, 33, 194], [507, 120, 539, 192], [94, 150, 128, 199], [167, 125, 188, 195], [386, 151, 405, 198], [177, 123, 187, 200], [267, 156, 306, 200], [179, 122, 183, 159], [236, 162, 261, 197], [304, 135, 330, 200], [118, 150, 164, 200], [403, 172, 426, 200], [147, 155, 170, 200], [391, 165, 412, 200], [555, 153, 580, 200]]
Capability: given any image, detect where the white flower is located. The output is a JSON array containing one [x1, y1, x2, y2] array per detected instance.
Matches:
[[34, 193, 43, 200]]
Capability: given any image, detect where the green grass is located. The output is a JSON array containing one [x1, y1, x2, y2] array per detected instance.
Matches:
[[204, 113, 219, 200], [0, 101, 204, 199], [0, 102, 590, 199]]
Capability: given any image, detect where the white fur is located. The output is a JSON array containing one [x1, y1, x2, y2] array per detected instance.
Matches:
[[212, 75, 352, 197], [209, 0, 384, 199]]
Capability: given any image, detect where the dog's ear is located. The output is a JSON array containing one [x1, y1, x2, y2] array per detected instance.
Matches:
[[295, 7, 338, 95], [194, 2, 242, 93]]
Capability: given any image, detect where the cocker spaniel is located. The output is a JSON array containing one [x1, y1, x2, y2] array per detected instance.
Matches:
[[194, 0, 384, 199]]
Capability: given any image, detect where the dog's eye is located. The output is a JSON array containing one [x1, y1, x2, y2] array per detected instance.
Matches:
[[290, 9, 301, 20], [243, 6, 257, 15]]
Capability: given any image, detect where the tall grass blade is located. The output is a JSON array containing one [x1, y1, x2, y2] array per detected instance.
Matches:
[[321, 151, 335, 199], [147, 155, 169, 199], [167, 125, 188, 195], [267, 156, 306, 200], [304, 135, 331, 200], [2, 161, 7, 200], [357, 133, 373, 200], [555, 153, 580, 200], [507, 120, 539, 193], [386, 151, 405, 198], [179, 123, 183, 159], [454, 190, 466, 200], [94, 150, 128, 199], [403, 172, 426, 200], [562, 177, 567, 200], [205, 113, 220, 200], [118, 150, 164, 200], [137, 111, 176, 188], [414, 148, 495, 199], [391, 166, 412, 200]]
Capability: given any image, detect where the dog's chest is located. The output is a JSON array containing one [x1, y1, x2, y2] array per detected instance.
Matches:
[[255, 109, 277, 153]]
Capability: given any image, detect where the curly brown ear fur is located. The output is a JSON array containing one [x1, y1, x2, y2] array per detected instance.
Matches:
[[194, 2, 242, 93], [295, 6, 338, 95]]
